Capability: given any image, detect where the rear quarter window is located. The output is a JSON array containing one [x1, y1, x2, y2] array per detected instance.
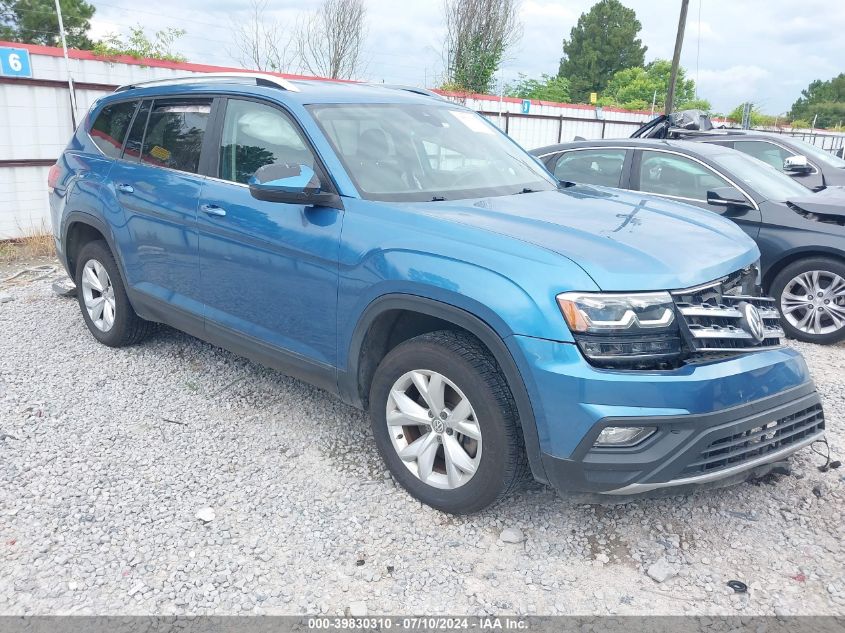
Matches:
[[89, 101, 138, 158]]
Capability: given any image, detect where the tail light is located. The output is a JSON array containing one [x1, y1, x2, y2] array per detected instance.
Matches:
[[47, 163, 61, 191]]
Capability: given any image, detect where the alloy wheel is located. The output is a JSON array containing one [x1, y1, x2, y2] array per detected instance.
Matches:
[[386, 369, 482, 490], [80, 258, 116, 332], [781, 270, 845, 336]]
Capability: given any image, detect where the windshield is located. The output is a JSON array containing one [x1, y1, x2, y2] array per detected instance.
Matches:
[[780, 136, 845, 169], [308, 103, 557, 202], [710, 150, 814, 201]]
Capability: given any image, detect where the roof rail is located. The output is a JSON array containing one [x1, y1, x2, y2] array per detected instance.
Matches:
[[369, 84, 446, 100], [115, 72, 300, 93]]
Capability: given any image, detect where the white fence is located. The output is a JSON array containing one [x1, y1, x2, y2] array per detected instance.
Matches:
[[2, 40, 844, 239], [438, 92, 653, 148]]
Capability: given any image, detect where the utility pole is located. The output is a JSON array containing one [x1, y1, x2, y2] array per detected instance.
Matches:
[[54, 0, 79, 128], [665, 0, 690, 116], [741, 103, 752, 129]]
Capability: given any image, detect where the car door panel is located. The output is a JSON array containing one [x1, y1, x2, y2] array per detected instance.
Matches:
[[197, 97, 342, 369], [110, 97, 212, 316]]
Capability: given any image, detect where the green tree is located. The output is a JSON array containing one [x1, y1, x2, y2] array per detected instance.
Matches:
[[727, 103, 780, 127], [789, 74, 845, 128], [92, 26, 187, 63], [442, 0, 521, 93], [0, 0, 95, 48], [601, 59, 708, 111], [505, 73, 570, 102], [558, 0, 647, 103]]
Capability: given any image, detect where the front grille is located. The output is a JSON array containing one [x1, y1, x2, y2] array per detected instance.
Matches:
[[680, 403, 825, 477], [672, 266, 785, 354]]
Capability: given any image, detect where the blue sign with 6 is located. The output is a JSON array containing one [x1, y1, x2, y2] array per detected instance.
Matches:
[[0, 47, 33, 78]]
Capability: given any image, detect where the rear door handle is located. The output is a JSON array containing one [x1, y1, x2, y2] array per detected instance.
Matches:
[[116, 184, 134, 194], [200, 204, 227, 217]]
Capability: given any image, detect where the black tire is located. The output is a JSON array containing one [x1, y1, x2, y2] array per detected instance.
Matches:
[[369, 330, 530, 514], [770, 257, 845, 345], [74, 240, 153, 347]]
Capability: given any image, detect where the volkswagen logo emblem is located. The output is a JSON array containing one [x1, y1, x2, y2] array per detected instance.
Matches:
[[739, 301, 765, 343]]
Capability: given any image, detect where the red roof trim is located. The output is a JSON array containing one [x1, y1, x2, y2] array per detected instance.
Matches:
[[4, 40, 648, 114], [0, 40, 345, 82]]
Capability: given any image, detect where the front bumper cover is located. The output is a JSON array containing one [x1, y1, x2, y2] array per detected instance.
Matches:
[[541, 382, 824, 496]]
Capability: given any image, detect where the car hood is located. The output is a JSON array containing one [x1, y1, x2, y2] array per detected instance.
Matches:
[[404, 186, 758, 292], [787, 186, 845, 218]]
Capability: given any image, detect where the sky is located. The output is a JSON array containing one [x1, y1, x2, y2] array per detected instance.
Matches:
[[87, 0, 845, 114]]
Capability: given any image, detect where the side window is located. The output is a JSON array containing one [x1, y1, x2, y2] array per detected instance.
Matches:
[[140, 99, 212, 174], [733, 141, 793, 171], [122, 100, 151, 162], [637, 151, 730, 201], [89, 101, 137, 158], [219, 99, 315, 185], [552, 149, 626, 187]]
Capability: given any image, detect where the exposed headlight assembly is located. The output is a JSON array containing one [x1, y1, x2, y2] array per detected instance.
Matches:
[[557, 292, 682, 368]]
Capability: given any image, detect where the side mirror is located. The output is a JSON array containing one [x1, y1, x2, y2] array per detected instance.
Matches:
[[783, 155, 812, 173], [707, 187, 753, 210], [248, 163, 343, 208]]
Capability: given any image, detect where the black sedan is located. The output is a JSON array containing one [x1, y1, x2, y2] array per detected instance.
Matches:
[[631, 113, 845, 191], [531, 138, 845, 345]]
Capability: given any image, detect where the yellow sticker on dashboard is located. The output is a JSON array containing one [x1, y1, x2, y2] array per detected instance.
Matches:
[[149, 145, 171, 161]]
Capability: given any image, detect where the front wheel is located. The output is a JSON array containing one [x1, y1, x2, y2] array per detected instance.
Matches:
[[369, 330, 529, 514], [770, 257, 845, 345]]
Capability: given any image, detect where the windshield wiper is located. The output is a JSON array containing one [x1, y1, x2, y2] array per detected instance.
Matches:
[[557, 179, 577, 188], [515, 187, 536, 194], [431, 195, 447, 201]]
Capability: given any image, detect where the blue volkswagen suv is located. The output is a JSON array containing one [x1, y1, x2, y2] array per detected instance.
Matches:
[[48, 73, 825, 513]]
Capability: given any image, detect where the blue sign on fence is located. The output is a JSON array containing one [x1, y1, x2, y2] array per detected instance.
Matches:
[[521, 99, 531, 114], [0, 47, 32, 78]]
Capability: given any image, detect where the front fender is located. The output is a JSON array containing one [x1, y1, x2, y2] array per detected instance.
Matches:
[[339, 253, 560, 352], [337, 200, 599, 362], [340, 292, 551, 484], [336, 201, 600, 486]]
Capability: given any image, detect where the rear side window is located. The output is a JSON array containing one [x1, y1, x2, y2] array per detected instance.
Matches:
[[140, 99, 212, 174], [89, 101, 137, 158], [552, 149, 627, 187], [123, 100, 151, 162]]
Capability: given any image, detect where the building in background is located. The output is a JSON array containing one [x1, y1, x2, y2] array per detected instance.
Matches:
[[1, 41, 841, 239]]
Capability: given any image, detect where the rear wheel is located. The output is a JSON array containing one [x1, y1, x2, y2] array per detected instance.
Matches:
[[75, 240, 153, 347], [770, 257, 845, 344], [369, 330, 529, 514]]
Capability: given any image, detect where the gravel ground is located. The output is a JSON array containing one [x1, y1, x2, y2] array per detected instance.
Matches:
[[0, 263, 843, 616]]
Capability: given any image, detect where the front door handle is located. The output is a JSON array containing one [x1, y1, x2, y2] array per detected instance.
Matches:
[[200, 204, 227, 217], [116, 184, 134, 194]]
